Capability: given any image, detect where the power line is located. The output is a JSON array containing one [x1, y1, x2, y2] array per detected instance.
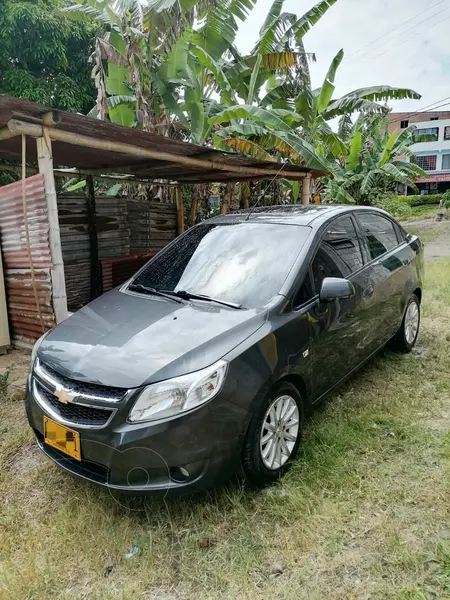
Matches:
[[389, 99, 450, 125], [389, 97, 450, 123], [346, 0, 446, 59], [359, 13, 450, 65]]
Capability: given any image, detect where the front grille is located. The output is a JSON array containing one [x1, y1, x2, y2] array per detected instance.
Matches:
[[32, 358, 126, 428], [40, 361, 125, 402], [39, 385, 112, 426]]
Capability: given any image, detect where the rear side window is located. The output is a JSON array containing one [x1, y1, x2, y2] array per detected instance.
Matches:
[[358, 213, 399, 260]]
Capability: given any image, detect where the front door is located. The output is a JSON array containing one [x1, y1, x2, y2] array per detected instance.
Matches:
[[307, 215, 375, 401]]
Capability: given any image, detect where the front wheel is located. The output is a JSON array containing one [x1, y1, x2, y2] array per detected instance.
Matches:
[[241, 381, 304, 486], [390, 294, 421, 353]]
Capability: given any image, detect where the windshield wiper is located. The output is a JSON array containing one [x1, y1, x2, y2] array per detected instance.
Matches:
[[164, 290, 242, 310], [128, 283, 185, 305]]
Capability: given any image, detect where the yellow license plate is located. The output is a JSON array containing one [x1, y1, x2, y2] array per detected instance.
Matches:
[[44, 417, 81, 461]]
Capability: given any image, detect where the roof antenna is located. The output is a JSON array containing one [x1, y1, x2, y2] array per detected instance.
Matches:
[[245, 161, 288, 221]]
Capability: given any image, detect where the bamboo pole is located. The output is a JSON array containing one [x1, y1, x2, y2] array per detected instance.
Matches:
[[7, 119, 310, 181], [0, 126, 19, 141], [36, 133, 68, 324], [189, 194, 198, 227], [0, 162, 283, 186], [0, 164, 183, 186], [301, 174, 311, 205], [176, 187, 184, 235], [221, 183, 233, 214]]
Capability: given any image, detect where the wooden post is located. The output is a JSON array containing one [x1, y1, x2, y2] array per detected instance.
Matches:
[[37, 133, 68, 324], [221, 182, 232, 214], [176, 186, 184, 235], [302, 174, 311, 205], [85, 175, 101, 300], [189, 189, 198, 227]]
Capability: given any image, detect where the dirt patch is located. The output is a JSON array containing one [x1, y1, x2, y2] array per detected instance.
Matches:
[[425, 226, 450, 259], [4, 443, 44, 475], [0, 348, 31, 400]]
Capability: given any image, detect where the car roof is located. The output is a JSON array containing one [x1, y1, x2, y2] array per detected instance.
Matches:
[[207, 204, 391, 228]]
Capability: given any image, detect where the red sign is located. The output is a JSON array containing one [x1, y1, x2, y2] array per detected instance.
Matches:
[[416, 173, 450, 183]]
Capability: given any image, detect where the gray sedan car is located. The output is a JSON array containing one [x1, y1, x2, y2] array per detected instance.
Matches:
[[25, 205, 424, 494]]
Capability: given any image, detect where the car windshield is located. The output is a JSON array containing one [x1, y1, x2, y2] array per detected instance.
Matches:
[[131, 221, 311, 308]]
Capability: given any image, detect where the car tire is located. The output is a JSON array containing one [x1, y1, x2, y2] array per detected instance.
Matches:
[[390, 294, 421, 353], [241, 381, 304, 487]]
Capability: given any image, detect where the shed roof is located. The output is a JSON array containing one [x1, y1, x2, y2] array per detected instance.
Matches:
[[0, 96, 328, 184]]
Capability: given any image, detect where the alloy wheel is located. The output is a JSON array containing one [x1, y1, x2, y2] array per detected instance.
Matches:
[[405, 301, 419, 345], [259, 394, 300, 470]]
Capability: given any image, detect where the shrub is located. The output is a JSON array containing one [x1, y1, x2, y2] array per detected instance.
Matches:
[[397, 194, 443, 207], [375, 195, 413, 219], [443, 190, 450, 210]]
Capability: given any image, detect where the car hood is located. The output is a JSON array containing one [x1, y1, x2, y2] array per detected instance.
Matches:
[[38, 288, 267, 388]]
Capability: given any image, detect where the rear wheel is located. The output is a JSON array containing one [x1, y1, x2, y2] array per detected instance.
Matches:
[[390, 294, 420, 353], [241, 381, 304, 486]]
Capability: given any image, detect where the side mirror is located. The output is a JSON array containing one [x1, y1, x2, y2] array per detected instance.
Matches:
[[319, 277, 355, 302]]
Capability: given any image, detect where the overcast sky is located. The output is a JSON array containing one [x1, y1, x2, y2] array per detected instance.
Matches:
[[234, 0, 450, 114]]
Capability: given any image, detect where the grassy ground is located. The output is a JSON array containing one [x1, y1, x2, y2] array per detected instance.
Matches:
[[407, 225, 446, 244], [406, 205, 441, 221], [1, 263, 450, 599]]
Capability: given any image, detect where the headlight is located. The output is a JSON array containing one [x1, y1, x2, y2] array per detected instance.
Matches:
[[128, 360, 228, 423], [31, 330, 51, 365]]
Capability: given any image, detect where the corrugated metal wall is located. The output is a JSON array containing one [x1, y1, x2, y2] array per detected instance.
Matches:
[[0, 175, 55, 345], [57, 194, 177, 311]]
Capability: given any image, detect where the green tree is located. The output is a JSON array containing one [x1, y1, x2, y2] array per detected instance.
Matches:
[[323, 114, 426, 204], [0, 0, 97, 113]]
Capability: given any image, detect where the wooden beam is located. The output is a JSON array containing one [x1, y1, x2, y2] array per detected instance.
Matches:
[[36, 134, 68, 324], [7, 119, 311, 181], [85, 175, 102, 300], [176, 187, 184, 235], [0, 164, 181, 186], [301, 174, 311, 205]]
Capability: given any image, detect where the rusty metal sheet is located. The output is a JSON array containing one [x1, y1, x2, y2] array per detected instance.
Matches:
[[0, 175, 55, 345]]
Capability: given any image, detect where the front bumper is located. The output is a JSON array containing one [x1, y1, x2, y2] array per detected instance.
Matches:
[[25, 378, 248, 495]]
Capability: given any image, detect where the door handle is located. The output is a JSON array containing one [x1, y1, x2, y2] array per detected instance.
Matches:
[[363, 285, 374, 299]]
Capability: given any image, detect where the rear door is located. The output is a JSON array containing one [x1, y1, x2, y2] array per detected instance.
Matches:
[[355, 212, 408, 344], [306, 215, 376, 400]]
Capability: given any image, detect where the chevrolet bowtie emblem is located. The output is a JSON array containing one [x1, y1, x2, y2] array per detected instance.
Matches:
[[54, 387, 77, 404]]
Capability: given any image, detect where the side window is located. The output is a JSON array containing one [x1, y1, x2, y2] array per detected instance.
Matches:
[[311, 244, 347, 294], [358, 213, 399, 260], [322, 216, 364, 273]]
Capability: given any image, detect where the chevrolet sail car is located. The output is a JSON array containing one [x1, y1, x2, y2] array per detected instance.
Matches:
[[26, 205, 424, 493]]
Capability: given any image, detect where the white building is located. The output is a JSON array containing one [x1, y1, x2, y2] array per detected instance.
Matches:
[[408, 118, 450, 194]]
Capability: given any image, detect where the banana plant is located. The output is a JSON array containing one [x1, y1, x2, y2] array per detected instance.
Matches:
[[213, 42, 421, 172], [323, 115, 427, 204]]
